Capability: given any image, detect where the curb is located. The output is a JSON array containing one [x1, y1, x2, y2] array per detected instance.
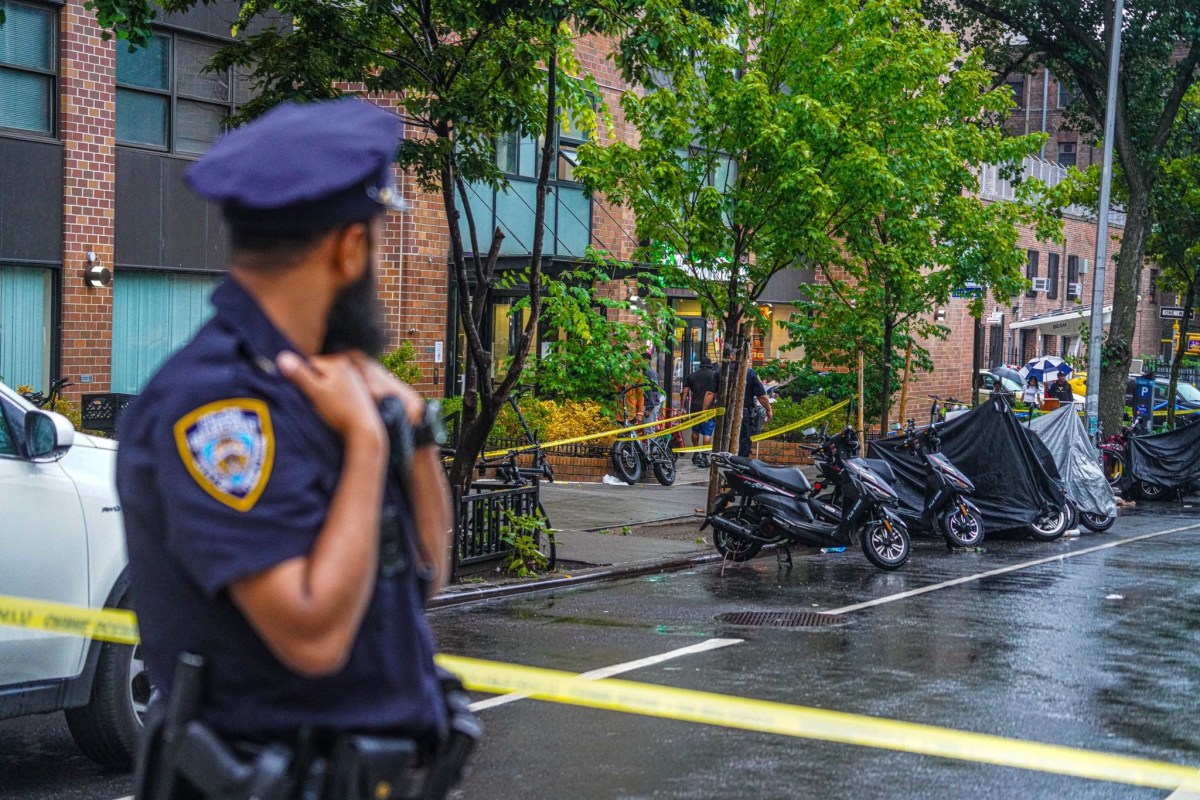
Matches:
[[429, 549, 723, 609]]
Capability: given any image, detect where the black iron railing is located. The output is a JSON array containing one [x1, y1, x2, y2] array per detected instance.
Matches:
[[451, 482, 542, 578]]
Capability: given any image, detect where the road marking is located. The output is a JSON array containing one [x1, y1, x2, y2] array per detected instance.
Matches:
[[824, 522, 1200, 616], [440, 654, 1200, 792], [468, 638, 743, 712]]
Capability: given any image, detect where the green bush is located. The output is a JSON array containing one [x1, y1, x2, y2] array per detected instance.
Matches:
[[763, 394, 836, 439], [379, 342, 422, 385]]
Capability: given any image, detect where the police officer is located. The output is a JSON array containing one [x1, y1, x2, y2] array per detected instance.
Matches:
[[116, 99, 469, 798]]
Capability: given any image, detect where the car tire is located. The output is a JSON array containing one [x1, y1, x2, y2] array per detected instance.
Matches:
[[64, 592, 148, 770]]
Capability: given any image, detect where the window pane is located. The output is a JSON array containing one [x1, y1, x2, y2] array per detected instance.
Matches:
[[176, 37, 228, 102], [518, 135, 537, 178], [556, 187, 591, 257], [115, 88, 167, 146], [0, 67, 51, 133], [557, 144, 577, 183], [0, 1, 53, 71], [495, 132, 518, 174], [112, 271, 221, 394], [116, 33, 169, 90], [176, 99, 225, 154], [233, 67, 257, 105], [0, 264, 51, 391]]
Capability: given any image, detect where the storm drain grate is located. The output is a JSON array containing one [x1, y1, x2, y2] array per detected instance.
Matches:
[[715, 611, 850, 628]]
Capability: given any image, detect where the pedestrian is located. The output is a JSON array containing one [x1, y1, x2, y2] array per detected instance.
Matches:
[[1022, 375, 1044, 411], [1046, 373, 1073, 403], [642, 352, 664, 424], [739, 363, 772, 458], [681, 356, 718, 466], [116, 99, 477, 799]]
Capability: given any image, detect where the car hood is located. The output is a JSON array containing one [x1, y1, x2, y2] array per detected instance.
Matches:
[[72, 432, 118, 451]]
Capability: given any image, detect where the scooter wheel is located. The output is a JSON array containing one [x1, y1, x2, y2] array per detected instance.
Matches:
[[1027, 505, 1069, 541], [939, 505, 984, 549], [1079, 511, 1116, 532], [861, 518, 910, 570], [1134, 480, 1169, 501], [711, 508, 763, 562]]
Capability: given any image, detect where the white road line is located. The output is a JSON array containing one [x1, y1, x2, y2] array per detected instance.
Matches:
[[825, 522, 1200, 616], [468, 637, 743, 712]]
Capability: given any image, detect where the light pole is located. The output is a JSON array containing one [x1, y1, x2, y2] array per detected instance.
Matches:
[[1085, 0, 1125, 436]]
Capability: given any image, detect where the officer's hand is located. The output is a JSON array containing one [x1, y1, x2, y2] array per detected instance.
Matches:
[[348, 351, 424, 422], [278, 351, 385, 441]]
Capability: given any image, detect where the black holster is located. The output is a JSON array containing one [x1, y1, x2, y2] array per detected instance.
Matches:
[[133, 656, 481, 800]]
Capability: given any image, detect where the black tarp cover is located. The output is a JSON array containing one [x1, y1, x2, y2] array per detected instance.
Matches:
[[1129, 420, 1200, 489], [870, 396, 1064, 531]]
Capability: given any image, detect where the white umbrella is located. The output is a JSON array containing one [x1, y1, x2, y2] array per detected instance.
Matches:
[[1020, 355, 1074, 382]]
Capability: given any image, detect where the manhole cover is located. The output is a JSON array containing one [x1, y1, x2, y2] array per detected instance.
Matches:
[[715, 611, 850, 628]]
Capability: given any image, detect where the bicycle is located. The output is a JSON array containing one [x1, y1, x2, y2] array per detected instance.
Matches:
[[610, 384, 677, 486], [21, 377, 71, 409], [473, 386, 555, 568]]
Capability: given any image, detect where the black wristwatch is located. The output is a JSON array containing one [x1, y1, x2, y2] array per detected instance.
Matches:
[[413, 400, 447, 449]]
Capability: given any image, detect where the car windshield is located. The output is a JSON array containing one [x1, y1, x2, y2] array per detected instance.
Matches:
[[1174, 381, 1200, 403]]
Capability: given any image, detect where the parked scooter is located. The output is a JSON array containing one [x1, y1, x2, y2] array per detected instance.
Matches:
[[889, 420, 985, 548], [702, 426, 911, 571]]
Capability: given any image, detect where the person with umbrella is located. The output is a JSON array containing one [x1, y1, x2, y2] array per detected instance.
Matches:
[[1047, 372, 1074, 403], [1021, 375, 1044, 410]]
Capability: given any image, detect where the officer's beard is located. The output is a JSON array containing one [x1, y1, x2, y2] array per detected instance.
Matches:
[[321, 258, 387, 356]]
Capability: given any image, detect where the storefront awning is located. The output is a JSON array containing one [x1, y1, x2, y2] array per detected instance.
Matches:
[[1008, 305, 1112, 335]]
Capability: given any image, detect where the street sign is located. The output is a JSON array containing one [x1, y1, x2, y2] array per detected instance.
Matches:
[[1160, 306, 1186, 319]]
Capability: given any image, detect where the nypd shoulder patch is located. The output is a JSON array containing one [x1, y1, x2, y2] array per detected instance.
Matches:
[[173, 398, 275, 512]]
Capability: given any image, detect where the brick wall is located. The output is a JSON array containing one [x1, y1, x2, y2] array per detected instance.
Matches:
[[58, 0, 116, 398], [1001, 70, 1100, 169]]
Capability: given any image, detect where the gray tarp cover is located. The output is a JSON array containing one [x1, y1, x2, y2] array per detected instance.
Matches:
[[1128, 419, 1200, 489], [870, 396, 1064, 531], [1028, 405, 1117, 517]]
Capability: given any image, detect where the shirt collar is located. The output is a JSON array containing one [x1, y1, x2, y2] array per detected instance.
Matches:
[[211, 276, 303, 374]]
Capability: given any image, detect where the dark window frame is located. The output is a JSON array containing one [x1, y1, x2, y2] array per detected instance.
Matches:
[[0, 0, 59, 139], [1057, 80, 1077, 108], [1046, 252, 1060, 300], [1008, 80, 1025, 109], [1057, 140, 1077, 167], [115, 29, 249, 156], [1066, 255, 1080, 300], [1025, 249, 1039, 299]]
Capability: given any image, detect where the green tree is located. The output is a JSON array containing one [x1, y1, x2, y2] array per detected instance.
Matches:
[[1147, 87, 1200, 428], [515, 259, 676, 403], [923, 0, 1200, 434], [581, 0, 1063, 443]]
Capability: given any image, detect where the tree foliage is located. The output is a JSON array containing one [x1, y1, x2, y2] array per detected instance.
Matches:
[[581, 0, 1065, 438], [923, 0, 1200, 433]]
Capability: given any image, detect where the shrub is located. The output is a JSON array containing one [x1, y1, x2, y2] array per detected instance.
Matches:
[[543, 400, 616, 445], [763, 394, 835, 440], [379, 342, 422, 385]]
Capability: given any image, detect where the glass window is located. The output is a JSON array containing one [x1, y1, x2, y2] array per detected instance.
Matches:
[[1057, 81, 1077, 108], [0, 264, 52, 391], [0, 0, 55, 135], [1007, 80, 1025, 109], [1025, 250, 1039, 299], [116, 31, 252, 155], [1046, 253, 1059, 300], [1058, 141, 1077, 167], [111, 271, 222, 393]]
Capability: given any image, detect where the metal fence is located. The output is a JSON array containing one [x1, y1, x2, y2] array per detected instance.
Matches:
[[451, 482, 542, 578], [1155, 367, 1200, 386]]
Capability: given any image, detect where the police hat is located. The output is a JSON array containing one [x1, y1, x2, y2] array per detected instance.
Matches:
[[185, 98, 406, 233]]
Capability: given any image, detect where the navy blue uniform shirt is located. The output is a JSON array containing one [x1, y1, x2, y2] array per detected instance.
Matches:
[[116, 278, 445, 739]]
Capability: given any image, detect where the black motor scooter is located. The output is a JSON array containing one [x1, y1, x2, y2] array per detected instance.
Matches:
[[887, 419, 984, 549], [702, 426, 911, 571]]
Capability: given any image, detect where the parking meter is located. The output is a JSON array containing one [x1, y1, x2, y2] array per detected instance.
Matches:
[[1134, 374, 1155, 432]]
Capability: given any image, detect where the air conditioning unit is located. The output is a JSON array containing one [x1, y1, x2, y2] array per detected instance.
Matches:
[[1030, 277, 1050, 292], [1078, 258, 1089, 274], [1068, 282, 1083, 298]]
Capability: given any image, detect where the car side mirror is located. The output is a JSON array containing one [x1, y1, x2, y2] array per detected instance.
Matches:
[[25, 410, 74, 459]]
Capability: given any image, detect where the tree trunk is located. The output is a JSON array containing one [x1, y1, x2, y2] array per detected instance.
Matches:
[[878, 319, 894, 435], [1098, 166, 1154, 436], [1167, 276, 1197, 429]]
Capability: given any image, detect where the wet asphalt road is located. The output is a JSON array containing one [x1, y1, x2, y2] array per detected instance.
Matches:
[[4, 507, 1200, 799]]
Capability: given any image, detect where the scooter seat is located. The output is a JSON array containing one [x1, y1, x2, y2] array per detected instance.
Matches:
[[745, 459, 813, 494], [853, 458, 897, 483]]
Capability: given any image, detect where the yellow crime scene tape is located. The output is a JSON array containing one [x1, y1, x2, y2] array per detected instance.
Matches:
[[673, 398, 852, 454], [0, 594, 139, 646], [479, 407, 721, 460], [0, 594, 1197, 790]]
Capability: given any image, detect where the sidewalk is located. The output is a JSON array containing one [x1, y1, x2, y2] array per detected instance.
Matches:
[[433, 461, 722, 606]]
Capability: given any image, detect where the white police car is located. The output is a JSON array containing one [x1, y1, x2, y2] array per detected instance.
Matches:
[[0, 379, 142, 768]]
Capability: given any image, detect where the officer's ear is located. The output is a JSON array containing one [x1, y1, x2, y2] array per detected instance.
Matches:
[[331, 222, 371, 284]]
